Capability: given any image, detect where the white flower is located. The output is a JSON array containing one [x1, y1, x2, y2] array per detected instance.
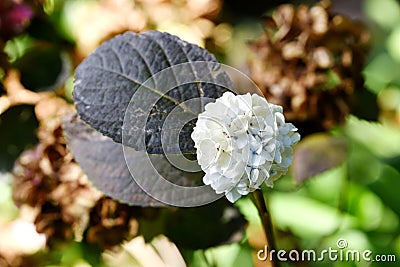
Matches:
[[267, 103, 301, 184], [191, 92, 300, 202]]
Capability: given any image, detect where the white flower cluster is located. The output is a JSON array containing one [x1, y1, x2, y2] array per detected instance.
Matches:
[[191, 92, 300, 202]]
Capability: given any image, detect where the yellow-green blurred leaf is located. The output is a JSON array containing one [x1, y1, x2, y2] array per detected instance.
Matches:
[[365, 0, 400, 30], [190, 243, 253, 267], [270, 192, 356, 238], [387, 25, 400, 62], [363, 53, 400, 94], [345, 116, 400, 158]]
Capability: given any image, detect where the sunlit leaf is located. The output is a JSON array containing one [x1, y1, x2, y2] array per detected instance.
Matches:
[[0, 173, 19, 222], [363, 53, 400, 94], [270, 192, 356, 238], [189, 242, 252, 267], [60, 241, 101, 267], [322, 230, 372, 255], [387, 25, 400, 63], [204, 243, 252, 267], [235, 197, 260, 224], [345, 116, 400, 158], [365, 0, 400, 30]]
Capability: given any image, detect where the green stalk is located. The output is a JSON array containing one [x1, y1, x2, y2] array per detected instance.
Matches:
[[251, 189, 280, 267]]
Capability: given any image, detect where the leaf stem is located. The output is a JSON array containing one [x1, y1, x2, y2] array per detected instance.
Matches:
[[251, 189, 280, 267]]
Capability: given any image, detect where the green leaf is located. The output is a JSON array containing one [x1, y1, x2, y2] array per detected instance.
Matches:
[[345, 116, 400, 158], [206, 243, 252, 267], [73, 31, 231, 154], [387, 25, 400, 63], [377, 86, 400, 112], [347, 140, 383, 185], [324, 70, 341, 90], [302, 166, 345, 207], [60, 241, 101, 267], [190, 243, 253, 267], [291, 133, 348, 184], [347, 140, 400, 227], [163, 199, 245, 249], [368, 164, 400, 216], [363, 53, 400, 94], [0, 105, 38, 171], [270, 192, 356, 238], [235, 196, 260, 224], [365, 0, 400, 30], [136, 200, 246, 251], [0, 173, 19, 222], [13, 44, 70, 92], [344, 182, 399, 232]]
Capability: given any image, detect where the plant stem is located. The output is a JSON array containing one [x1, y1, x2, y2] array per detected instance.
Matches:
[[251, 189, 280, 267]]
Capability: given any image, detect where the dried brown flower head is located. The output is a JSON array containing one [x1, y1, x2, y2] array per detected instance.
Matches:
[[86, 197, 139, 249], [12, 97, 140, 249], [249, 0, 370, 134]]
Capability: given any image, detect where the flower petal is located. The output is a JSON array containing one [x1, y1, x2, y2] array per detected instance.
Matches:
[[192, 93, 300, 202]]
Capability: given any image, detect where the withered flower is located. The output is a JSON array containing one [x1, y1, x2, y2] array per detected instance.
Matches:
[[12, 97, 139, 249], [249, 0, 370, 134]]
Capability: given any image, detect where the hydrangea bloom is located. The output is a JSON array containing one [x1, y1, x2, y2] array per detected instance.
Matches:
[[191, 92, 300, 202]]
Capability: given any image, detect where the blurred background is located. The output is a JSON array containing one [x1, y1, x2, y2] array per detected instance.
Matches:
[[1, 0, 400, 266]]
